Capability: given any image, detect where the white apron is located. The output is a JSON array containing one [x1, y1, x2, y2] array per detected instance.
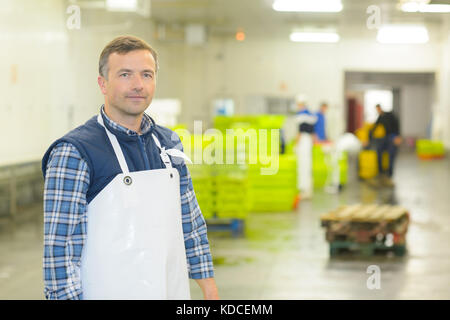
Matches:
[[296, 133, 313, 196], [294, 112, 316, 197], [80, 115, 192, 300]]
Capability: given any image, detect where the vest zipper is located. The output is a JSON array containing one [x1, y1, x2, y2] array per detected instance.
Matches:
[[138, 135, 151, 170]]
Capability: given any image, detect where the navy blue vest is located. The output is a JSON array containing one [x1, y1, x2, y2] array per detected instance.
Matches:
[[42, 112, 186, 204]]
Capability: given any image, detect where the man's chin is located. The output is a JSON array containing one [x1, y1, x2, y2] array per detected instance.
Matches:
[[111, 106, 146, 118], [125, 101, 150, 113], [108, 100, 150, 116]]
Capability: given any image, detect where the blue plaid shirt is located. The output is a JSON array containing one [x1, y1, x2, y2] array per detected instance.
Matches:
[[43, 107, 214, 300]]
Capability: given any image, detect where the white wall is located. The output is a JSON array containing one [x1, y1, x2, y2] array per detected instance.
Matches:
[[171, 34, 442, 142], [1, 1, 450, 167], [0, 0, 160, 165], [0, 0, 71, 166], [435, 17, 450, 146], [401, 85, 433, 138]]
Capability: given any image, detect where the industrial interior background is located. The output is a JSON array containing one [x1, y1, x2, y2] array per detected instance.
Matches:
[[0, 0, 450, 299]]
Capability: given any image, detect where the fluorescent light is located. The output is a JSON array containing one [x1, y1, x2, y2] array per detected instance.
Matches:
[[290, 31, 340, 43], [419, 4, 450, 13], [377, 25, 429, 44], [106, 0, 138, 12], [401, 2, 450, 13], [400, 2, 420, 12], [273, 0, 343, 13]]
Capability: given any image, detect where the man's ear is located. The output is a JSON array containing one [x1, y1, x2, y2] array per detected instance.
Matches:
[[98, 76, 107, 95]]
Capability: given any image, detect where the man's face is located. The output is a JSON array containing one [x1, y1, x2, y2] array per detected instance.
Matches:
[[98, 49, 156, 116]]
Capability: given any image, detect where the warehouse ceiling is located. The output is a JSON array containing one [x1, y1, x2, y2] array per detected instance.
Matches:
[[149, 0, 450, 32], [72, 0, 450, 41]]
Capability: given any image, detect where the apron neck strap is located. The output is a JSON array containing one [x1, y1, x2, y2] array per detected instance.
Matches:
[[97, 114, 187, 171], [97, 114, 130, 174], [152, 134, 173, 169]]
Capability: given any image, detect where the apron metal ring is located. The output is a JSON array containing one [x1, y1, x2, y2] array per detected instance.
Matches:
[[170, 173, 173, 178], [123, 176, 132, 185]]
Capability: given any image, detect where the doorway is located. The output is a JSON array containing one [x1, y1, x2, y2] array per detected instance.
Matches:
[[344, 71, 435, 144]]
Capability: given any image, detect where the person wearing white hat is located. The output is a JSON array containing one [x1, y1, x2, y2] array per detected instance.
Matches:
[[294, 94, 317, 200]]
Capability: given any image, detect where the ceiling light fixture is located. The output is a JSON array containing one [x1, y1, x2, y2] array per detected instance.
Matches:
[[106, 0, 138, 12], [376, 25, 429, 44], [418, 4, 450, 13], [273, 0, 343, 13], [400, 1, 450, 13]]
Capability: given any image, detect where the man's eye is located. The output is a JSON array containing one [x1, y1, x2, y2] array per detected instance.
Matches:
[[144, 73, 153, 78], [120, 73, 129, 77]]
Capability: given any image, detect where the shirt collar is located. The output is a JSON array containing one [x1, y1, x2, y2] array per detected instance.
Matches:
[[100, 105, 154, 136]]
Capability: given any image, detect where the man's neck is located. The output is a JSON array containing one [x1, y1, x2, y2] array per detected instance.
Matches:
[[104, 104, 143, 134]]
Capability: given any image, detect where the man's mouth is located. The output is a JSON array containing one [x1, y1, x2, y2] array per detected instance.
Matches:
[[126, 96, 146, 99]]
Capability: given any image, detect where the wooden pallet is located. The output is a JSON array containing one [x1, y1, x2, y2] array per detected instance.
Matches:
[[320, 204, 409, 223], [321, 204, 410, 255], [329, 241, 407, 257]]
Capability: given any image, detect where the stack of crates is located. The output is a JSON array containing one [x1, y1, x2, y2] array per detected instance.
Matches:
[[214, 115, 298, 212], [180, 132, 216, 220], [213, 164, 250, 219], [355, 122, 391, 179], [179, 115, 300, 218], [358, 150, 389, 179], [177, 128, 251, 221], [188, 164, 215, 220], [179, 134, 209, 165], [313, 145, 328, 188], [214, 115, 284, 165], [214, 115, 285, 134], [248, 154, 298, 212], [416, 139, 445, 160], [214, 115, 297, 213]]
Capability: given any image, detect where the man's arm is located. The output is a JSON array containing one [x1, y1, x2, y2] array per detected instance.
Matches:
[[180, 165, 218, 299], [391, 114, 402, 145], [369, 116, 381, 136], [392, 113, 400, 136], [43, 143, 89, 300], [195, 278, 219, 300], [177, 153, 218, 299]]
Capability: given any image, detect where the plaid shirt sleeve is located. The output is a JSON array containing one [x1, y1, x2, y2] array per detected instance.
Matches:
[[43, 142, 89, 300], [179, 164, 215, 279]]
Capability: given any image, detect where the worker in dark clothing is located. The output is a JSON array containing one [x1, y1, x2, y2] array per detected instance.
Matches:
[[369, 104, 402, 187]]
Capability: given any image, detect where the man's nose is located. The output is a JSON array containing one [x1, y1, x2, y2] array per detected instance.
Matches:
[[132, 75, 144, 91]]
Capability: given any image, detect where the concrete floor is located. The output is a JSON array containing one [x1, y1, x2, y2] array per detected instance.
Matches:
[[1, 150, 449, 300]]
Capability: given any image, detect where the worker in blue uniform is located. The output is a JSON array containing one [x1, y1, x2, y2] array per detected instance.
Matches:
[[314, 102, 328, 142]]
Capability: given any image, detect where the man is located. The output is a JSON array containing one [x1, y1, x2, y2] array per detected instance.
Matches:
[[314, 102, 328, 142], [42, 35, 218, 300], [295, 94, 317, 200], [369, 104, 402, 187]]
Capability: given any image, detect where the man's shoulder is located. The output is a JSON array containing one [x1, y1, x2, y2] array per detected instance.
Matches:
[[64, 115, 99, 139], [153, 124, 181, 144], [42, 115, 99, 174]]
